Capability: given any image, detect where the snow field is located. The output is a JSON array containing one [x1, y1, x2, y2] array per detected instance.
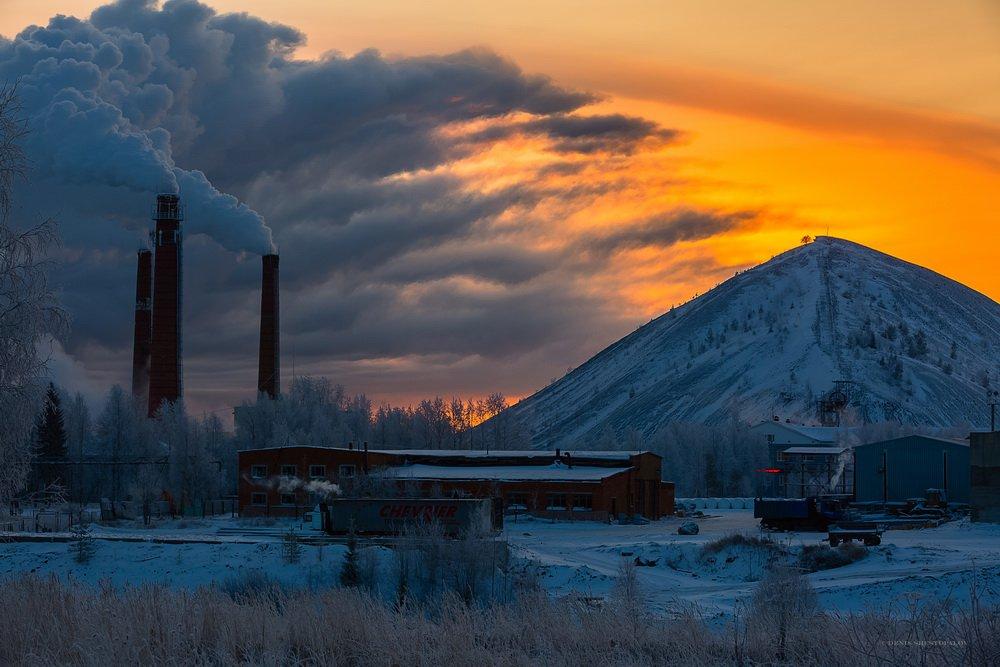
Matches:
[[2, 509, 999, 619]]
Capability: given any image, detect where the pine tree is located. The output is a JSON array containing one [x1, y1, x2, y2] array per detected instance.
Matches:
[[340, 528, 360, 587], [70, 523, 95, 564], [35, 383, 67, 460]]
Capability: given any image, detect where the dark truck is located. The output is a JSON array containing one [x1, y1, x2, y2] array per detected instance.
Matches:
[[754, 496, 850, 531]]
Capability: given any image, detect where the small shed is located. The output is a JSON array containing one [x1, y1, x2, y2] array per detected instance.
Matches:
[[854, 435, 969, 504]]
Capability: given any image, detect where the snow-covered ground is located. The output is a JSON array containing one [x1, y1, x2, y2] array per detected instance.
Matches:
[[2, 510, 998, 617], [506, 510, 1000, 617]]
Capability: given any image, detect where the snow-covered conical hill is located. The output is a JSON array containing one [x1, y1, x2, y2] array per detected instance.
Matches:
[[507, 236, 1000, 447]]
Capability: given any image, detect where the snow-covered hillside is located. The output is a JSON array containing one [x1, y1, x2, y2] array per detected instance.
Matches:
[[508, 236, 1000, 447]]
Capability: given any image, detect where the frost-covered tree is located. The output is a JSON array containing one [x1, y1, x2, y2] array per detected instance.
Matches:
[[0, 83, 66, 503], [648, 420, 767, 497], [62, 390, 92, 501], [160, 402, 218, 512], [94, 385, 145, 502]]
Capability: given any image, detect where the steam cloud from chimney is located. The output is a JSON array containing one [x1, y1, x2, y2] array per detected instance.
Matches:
[[8, 9, 275, 256]]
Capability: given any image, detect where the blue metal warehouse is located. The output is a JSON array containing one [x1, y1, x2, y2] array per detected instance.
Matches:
[[854, 435, 969, 503]]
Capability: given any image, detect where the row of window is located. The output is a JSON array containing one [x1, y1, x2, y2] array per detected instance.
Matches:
[[249, 463, 355, 480], [251, 492, 292, 506], [507, 492, 593, 511]]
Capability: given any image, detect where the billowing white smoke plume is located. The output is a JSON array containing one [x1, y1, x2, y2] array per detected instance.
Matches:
[[282, 478, 342, 498], [5, 1, 710, 409], [2, 3, 275, 254]]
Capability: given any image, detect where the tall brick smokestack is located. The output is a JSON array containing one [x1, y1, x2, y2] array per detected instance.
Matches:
[[258, 253, 280, 398], [148, 194, 183, 417], [131, 249, 152, 406]]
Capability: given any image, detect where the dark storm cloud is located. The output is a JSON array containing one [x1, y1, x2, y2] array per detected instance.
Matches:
[[523, 113, 679, 153], [580, 209, 757, 257], [3, 0, 747, 410], [466, 112, 676, 155], [372, 243, 557, 286]]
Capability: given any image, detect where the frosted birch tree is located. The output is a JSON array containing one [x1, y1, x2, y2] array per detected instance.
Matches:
[[0, 83, 65, 503]]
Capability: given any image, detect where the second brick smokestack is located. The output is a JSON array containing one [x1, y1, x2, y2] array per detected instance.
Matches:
[[131, 249, 152, 406], [148, 194, 183, 417], [258, 253, 280, 398]]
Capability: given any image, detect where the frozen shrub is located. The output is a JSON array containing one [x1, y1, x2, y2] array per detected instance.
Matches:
[[340, 530, 360, 588], [746, 567, 820, 663], [700, 532, 784, 558], [799, 543, 866, 572], [281, 529, 302, 564]]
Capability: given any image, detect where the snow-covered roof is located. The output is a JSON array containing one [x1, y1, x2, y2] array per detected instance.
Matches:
[[236, 446, 645, 461], [856, 435, 969, 449], [382, 463, 631, 482], [754, 421, 840, 443], [782, 446, 850, 455], [378, 449, 642, 461], [780, 424, 842, 442]]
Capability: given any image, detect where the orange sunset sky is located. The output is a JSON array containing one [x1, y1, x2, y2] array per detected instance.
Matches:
[[3, 1, 998, 408], [6, 0, 997, 303]]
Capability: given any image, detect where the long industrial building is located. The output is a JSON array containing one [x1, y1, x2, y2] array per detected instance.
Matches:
[[971, 431, 1000, 522], [238, 447, 674, 521], [853, 435, 970, 503]]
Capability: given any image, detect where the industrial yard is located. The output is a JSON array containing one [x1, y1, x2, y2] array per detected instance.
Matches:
[[2, 509, 997, 617]]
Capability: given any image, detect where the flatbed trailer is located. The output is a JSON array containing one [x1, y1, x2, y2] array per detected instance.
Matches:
[[828, 522, 882, 547]]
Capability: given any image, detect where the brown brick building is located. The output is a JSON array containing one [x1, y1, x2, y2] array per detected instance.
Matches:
[[237, 447, 674, 521]]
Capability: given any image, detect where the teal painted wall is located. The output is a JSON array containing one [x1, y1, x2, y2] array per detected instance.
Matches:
[[854, 435, 969, 503]]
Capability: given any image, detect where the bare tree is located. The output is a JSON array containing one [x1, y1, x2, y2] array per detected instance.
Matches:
[[0, 82, 66, 503]]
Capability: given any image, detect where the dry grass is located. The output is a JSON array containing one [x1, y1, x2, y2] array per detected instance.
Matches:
[[799, 543, 868, 572], [699, 532, 786, 558], [0, 574, 995, 666]]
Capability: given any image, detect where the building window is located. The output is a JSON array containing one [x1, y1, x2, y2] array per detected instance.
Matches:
[[251, 465, 267, 479], [309, 465, 326, 479], [280, 464, 296, 477], [279, 493, 296, 506], [572, 494, 593, 511], [338, 464, 356, 478], [506, 492, 528, 511], [250, 492, 267, 506], [766, 434, 775, 444], [546, 493, 567, 510]]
